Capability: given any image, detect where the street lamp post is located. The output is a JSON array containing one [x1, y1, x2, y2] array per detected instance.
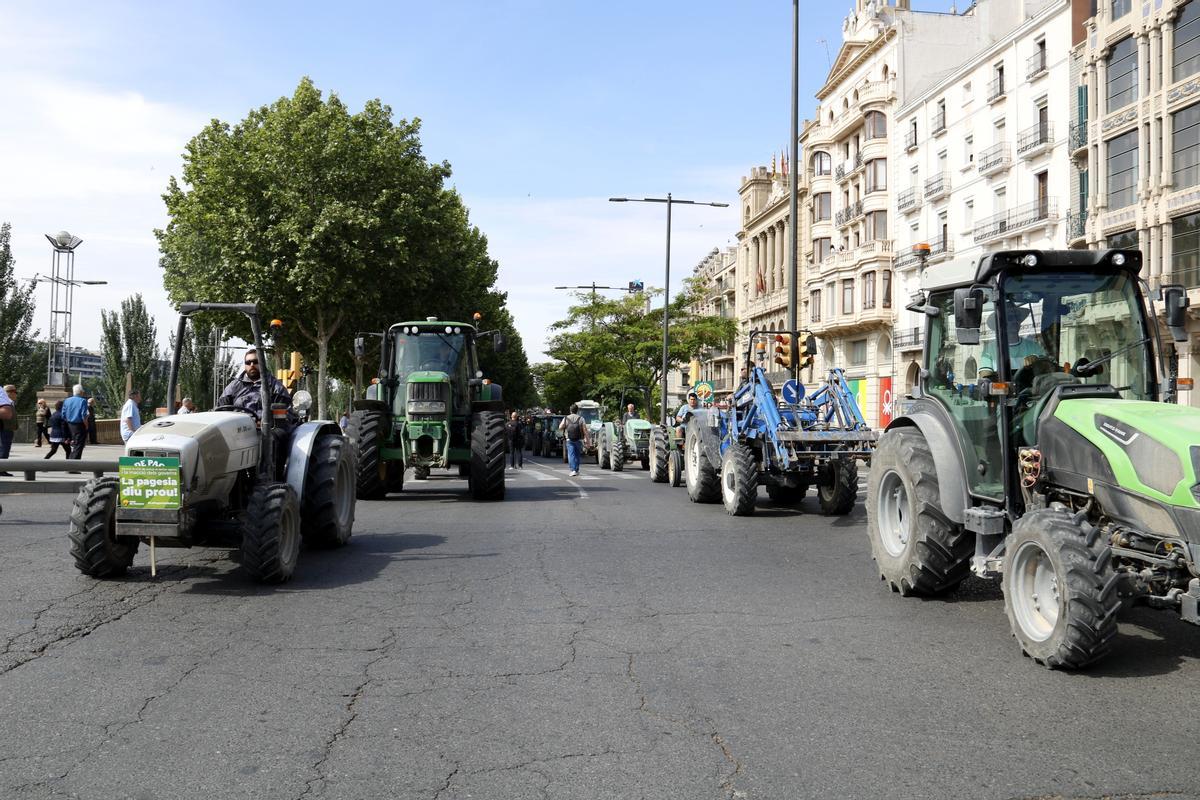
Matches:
[[609, 195, 728, 424], [39, 231, 101, 390]]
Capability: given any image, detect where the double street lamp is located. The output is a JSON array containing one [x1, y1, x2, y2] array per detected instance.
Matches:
[[40, 231, 106, 389], [608, 194, 728, 424]]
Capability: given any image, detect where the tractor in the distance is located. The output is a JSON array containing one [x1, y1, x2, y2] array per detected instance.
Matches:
[[866, 248, 1200, 669], [348, 316, 507, 501]]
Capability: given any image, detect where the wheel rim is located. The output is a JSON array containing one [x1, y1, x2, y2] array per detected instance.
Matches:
[[722, 456, 736, 503], [1010, 540, 1061, 642], [876, 469, 910, 557], [687, 436, 699, 484], [334, 452, 353, 530], [280, 499, 301, 568]]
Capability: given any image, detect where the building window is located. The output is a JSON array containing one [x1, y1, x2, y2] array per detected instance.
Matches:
[[964, 198, 974, 230], [881, 270, 892, 308], [1112, 0, 1132, 19], [863, 271, 876, 309], [865, 110, 887, 139], [962, 81, 973, 105], [964, 135, 974, 166], [866, 210, 888, 241], [842, 279, 854, 314], [1173, 211, 1200, 287], [1107, 128, 1139, 209], [813, 237, 832, 263], [1107, 36, 1138, 111], [1108, 229, 1139, 249], [826, 282, 836, 317], [812, 151, 832, 176], [1176, 103, 1200, 191], [866, 158, 887, 193], [814, 192, 831, 221], [849, 339, 867, 366], [810, 290, 822, 322], [1177, 1, 1200, 82]]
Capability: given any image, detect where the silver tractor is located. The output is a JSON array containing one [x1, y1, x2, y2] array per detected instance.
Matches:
[[67, 303, 357, 584]]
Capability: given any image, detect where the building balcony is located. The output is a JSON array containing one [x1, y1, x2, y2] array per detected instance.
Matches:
[[744, 291, 789, 320], [803, 119, 834, 146], [834, 199, 864, 228], [978, 142, 1011, 176], [857, 78, 896, 108], [924, 171, 950, 201], [904, 128, 918, 152], [1017, 122, 1053, 158], [987, 76, 1006, 103], [1026, 50, 1047, 81], [897, 186, 922, 214], [931, 111, 946, 136], [810, 301, 895, 337], [928, 235, 953, 262], [893, 326, 925, 351], [973, 197, 1058, 243], [1067, 210, 1087, 246], [1069, 120, 1088, 158]]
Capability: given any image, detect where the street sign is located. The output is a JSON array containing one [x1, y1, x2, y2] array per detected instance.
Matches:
[[118, 456, 182, 510], [781, 379, 805, 404], [692, 381, 715, 402]]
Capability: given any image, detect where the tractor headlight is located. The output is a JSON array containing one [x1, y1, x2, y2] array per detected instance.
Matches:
[[407, 401, 447, 414], [1112, 252, 1127, 266], [293, 390, 313, 413]]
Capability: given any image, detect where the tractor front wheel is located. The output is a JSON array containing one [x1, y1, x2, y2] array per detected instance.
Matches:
[[668, 448, 683, 487], [649, 427, 669, 483], [611, 435, 625, 471], [346, 410, 392, 500], [1002, 508, 1121, 669], [469, 411, 506, 501], [301, 433, 356, 548], [866, 428, 972, 595], [598, 432, 610, 470], [818, 458, 858, 516], [241, 482, 301, 584], [69, 477, 137, 578], [684, 423, 720, 503], [721, 443, 758, 516]]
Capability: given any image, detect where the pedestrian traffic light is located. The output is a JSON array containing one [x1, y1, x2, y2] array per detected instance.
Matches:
[[773, 334, 794, 369], [629, 280, 644, 293]]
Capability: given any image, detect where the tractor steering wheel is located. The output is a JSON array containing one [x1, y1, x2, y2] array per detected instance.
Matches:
[[216, 404, 260, 420]]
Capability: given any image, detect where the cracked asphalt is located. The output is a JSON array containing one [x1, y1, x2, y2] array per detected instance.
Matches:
[[3, 455, 1200, 800]]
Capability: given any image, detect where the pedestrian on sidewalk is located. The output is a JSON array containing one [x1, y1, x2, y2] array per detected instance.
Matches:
[[86, 397, 98, 444], [62, 384, 89, 461], [35, 398, 48, 447], [44, 400, 71, 459], [506, 411, 525, 470], [558, 403, 590, 477], [120, 390, 142, 443], [0, 384, 13, 476]]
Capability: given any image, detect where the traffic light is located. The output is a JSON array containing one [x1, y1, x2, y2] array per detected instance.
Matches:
[[773, 334, 794, 369], [799, 333, 816, 369], [688, 358, 702, 385]]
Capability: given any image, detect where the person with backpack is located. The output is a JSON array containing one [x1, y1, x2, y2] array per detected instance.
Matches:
[[44, 400, 71, 460], [558, 403, 591, 477]]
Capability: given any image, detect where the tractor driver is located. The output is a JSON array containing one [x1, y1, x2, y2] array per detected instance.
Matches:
[[676, 390, 700, 423], [218, 347, 292, 420], [978, 306, 1045, 380], [419, 338, 457, 373]]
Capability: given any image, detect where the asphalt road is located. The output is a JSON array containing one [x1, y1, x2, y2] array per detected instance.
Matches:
[[2, 453, 1200, 800]]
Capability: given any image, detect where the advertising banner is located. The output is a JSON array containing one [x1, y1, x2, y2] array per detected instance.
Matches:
[[879, 376, 893, 428], [118, 456, 182, 510]]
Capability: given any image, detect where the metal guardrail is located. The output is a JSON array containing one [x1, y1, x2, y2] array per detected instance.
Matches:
[[1, 459, 117, 481]]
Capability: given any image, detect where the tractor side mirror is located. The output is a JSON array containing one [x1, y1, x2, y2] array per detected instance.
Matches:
[[1164, 284, 1190, 343], [354, 336, 365, 359], [953, 287, 986, 345], [494, 333, 508, 353]]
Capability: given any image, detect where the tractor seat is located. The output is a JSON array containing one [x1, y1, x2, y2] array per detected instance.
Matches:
[[1017, 372, 1080, 446]]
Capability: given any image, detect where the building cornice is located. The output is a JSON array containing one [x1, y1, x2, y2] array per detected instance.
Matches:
[[816, 28, 896, 101]]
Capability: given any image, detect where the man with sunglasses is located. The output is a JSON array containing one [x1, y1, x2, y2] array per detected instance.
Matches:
[[218, 347, 292, 420]]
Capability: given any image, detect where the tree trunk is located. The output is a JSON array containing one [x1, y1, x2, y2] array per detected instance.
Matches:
[[317, 334, 329, 421]]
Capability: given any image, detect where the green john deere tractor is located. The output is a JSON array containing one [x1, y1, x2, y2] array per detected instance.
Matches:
[[348, 317, 507, 501], [867, 248, 1200, 669]]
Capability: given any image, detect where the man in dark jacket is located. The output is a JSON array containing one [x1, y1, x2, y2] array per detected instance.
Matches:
[[505, 411, 525, 470], [218, 347, 291, 420]]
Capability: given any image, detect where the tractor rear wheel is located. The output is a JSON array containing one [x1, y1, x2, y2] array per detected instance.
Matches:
[[1002, 508, 1121, 669], [766, 482, 807, 506], [684, 423, 720, 503], [866, 428, 972, 596], [302, 433, 356, 548], [347, 410, 391, 500], [241, 482, 301, 584], [721, 443, 758, 516], [469, 411, 506, 501], [818, 458, 858, 516], [598, 431, 610, 470], [69, 477, 137, 577], [649, 427, 669, 483], [668, 448, 683, 487], [611, 435, 625, 471]]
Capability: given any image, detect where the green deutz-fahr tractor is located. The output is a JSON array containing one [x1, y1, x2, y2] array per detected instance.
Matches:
[[348, 317, 508, 501], [867, 248, 1200, 669], [599, 416, 654, 471]]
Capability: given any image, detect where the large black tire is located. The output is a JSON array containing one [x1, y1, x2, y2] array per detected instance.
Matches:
[[766, 482, 807, 506], [668, 448, 684, 487], [469, 411, 506, 501], [241, 482, 301, 584], [684, 423, 720, 503], [598, 431, 610, 470], [866, 428, 972, 596], [347, 410, 393, 500], [1002, 507, 1121, 669], [720, 443, 758, 516], [302, 433, 356, 548], [818, 457, 858, 516], [69, 477, 137, 577], [649, 427, 669, 483], [611, 434, 625, 471], [413, 465, 430, 481]]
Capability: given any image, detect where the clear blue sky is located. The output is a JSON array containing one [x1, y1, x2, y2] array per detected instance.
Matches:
[[1, 0, 955, 360]]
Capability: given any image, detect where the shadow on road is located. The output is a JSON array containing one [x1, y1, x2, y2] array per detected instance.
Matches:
[[504, 485, 618, 502]]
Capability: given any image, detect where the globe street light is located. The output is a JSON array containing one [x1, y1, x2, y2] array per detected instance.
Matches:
[[608, 195, 729, 424]]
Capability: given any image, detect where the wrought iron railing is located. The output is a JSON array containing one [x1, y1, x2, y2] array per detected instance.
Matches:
[[1068, 210, 1087, 241], [978, 142, 1011, 173], [893, 327, 924, 349], [987, 75, 1006, 102], [834, 200, 864, 227], [905, 128, 918, 151], [1069, 120, 1088, 151], [1026, 50, 1047, 80], [1017, 122, 1053, 154], [973, 197, 1058, 242], [924, 171, 950, 199], [932, 110, 946, 135], [897, 186, 920, 213]]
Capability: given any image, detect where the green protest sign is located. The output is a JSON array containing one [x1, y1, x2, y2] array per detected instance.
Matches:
[[118, 457, 182, 510]]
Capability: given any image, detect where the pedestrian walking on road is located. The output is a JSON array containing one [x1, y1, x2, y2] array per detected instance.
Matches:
[[34, 398, 48, 447], [62, 384, 89, 461], [86, 397, 98, 443], [339, 411, 349, 432], [559, 403, 590, 477], [506, 411, 525, 470], [44, 400, 71, 459], [0, 384, 14, 476], [120, 390, 142, 443]]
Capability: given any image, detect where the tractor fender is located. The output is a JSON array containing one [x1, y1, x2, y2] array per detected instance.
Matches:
[[885, 405, 969, 525], [353, 398, 389, 414], [285, 420, 345, 501]]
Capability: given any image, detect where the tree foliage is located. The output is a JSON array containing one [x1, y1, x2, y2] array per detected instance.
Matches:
[[98, 294, 165, 417], [0, 223, 44, 414], [157, 77, 530, 418]]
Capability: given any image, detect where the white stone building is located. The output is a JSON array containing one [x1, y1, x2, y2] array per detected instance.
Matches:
[[892, 0, 1073, 395], [690, 246, 739, 396]]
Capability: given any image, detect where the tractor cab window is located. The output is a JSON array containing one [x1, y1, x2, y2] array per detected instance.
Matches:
[[391, 331, 466, 413], [578, 407, 600, 425], [926, 289, 1004, 500]]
